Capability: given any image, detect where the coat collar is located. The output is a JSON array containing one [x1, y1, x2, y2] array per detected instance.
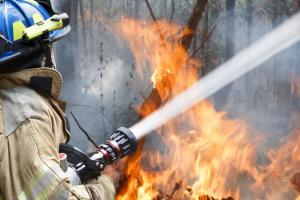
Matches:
[[0, 67, 63, 99]]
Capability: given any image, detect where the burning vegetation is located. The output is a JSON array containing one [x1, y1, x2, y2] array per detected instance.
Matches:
[[112, 18, 300, 200]]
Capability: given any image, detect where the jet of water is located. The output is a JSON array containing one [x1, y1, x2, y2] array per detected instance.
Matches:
[[130, 12, 300, 140]]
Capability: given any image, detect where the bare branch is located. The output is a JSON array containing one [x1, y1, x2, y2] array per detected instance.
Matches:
[[68, 104, 115, 127], [169, 0, 175, 22], [144, 0, 167, 48], [144, 0, 158, 21], [190, 24, 216, 58], [169, 181, 182, 198], [71, 112, 99, 148], [140, 91, 147, 101]]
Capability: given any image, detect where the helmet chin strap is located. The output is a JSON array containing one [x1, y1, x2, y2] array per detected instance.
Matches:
[[39, 41, 56, 69]]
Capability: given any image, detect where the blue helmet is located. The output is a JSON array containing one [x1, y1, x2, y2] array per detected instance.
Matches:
[[0, 0, 71, 68]]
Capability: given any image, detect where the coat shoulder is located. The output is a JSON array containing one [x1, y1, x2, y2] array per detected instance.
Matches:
[[0, 86, 48, 136]]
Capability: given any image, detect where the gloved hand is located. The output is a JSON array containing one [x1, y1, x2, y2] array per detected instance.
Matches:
[[86, 175, 116, 200], [102, 159, 127, 189], [85, 158, 126, 199]]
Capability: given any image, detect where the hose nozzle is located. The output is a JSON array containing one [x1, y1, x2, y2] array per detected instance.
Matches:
[[98, 127, 137, 164]]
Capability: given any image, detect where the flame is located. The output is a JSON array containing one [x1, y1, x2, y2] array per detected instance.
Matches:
[[114, 18, 300, 199], [116, 18, 197, 102]]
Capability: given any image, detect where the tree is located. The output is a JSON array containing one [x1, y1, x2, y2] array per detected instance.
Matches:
[[214, 0, 236, 110], [140, 0, 208, 115], [225, 0, 236, 60], [181, 0, 208, 50], [159, 0, 167, 18], [246, 0, 253, 45], [54, 0, 79, 78], [134, 0, 141, 18]]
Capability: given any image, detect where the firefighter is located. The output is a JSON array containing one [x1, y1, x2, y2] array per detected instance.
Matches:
[[0, 0, 116, 199]]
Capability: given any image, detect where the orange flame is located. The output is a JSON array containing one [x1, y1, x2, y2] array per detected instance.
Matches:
[[114, 18, 300, 199], [117, 18, 198, 101]]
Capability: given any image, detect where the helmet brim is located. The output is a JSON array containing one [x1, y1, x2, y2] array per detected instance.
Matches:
[[49, 25, 71, 43]]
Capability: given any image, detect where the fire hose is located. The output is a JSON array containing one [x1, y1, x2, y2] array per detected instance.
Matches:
[[59, 127, 137, 185]]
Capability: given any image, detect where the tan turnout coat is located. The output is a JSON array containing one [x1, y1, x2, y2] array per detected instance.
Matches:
[[0, 68, 115, 200]]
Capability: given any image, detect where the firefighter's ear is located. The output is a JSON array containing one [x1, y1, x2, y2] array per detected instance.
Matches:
[[292, 78, 300, 97]]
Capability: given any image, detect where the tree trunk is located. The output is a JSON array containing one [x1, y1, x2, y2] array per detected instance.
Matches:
[[78, 0, 86, 47], [159, 0, 167, 18], [108, 0, 113, 13], [140, 0, 208, 115], [246, 0, 253, 45], [181, 0, 208, 51], [214, 0, 236, 110], [123, 0, 135, 16], [202, 2, 210, 75], [169, 0, 175, 22], [243, 0, 254, 102], [134, 0, 140, 18], [87, 0, 94, 56], [54, 0, 78, 78], [225, 0, 236, 60], [293, 1, 300, 76]]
